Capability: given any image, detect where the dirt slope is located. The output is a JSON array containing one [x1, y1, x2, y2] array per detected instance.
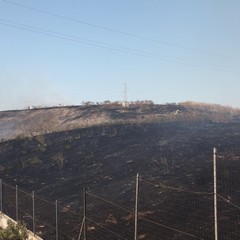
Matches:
[[1, 102, 240, 141]]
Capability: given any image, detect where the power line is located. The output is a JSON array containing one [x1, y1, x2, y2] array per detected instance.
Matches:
[[1, 0, 234, 60], [0, 18, 240, 73]]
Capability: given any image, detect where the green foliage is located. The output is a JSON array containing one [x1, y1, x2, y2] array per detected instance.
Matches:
[[53, 152, 64, 169], [35, 135, 45, 146], [64, 144, 71, 150], [28, 156, 42, 166], [36, 135, 46, 152], [0, 221, 28, 240]]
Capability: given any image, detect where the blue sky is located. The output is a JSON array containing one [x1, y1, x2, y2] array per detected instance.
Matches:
[[1, 0, 240, 110]]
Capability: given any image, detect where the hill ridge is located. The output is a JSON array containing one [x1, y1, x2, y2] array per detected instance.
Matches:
[[1, 102, 240, 141]]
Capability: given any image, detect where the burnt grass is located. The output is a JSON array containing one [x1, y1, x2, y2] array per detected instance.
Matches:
[[1, 121, 240, 239]]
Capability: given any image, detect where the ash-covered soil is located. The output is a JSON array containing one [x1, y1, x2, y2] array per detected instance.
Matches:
[[1, 103, 240, 239], [0, 120, 240, 239]]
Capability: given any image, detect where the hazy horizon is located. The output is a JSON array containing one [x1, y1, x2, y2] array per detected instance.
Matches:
[[1, 99, 240, 112], [1, 0, 240, 111]]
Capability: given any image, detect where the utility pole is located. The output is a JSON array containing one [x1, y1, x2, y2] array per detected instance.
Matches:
[[213, 147, 218, 240], [134, 173, 139, 240], [83, 188, 87, 240], [123, 81, 128, 107]]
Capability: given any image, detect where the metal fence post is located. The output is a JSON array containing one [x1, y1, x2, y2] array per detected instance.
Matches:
[[213, 147, 218, 240], [0, 179, 2, 213], [32, 191, 35, 235], [16, 185, 18, 222], [78, 217, 85, 240], [56, 200, 58, 240], [83, 188, 87, 240], [134, 173, 139, 240]]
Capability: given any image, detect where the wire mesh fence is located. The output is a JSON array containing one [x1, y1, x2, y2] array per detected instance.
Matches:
[[0, 148, 240, 239], [85, 180, 135, 240], [138, 178, 213, 240], [2, 182, 16, 221], [215, 149, 240, 240], [1, 182, 83, 239]]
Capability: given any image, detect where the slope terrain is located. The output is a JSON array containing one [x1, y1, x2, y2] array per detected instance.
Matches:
[[0, 102, 240, 239], [1, 102, 240, 141]]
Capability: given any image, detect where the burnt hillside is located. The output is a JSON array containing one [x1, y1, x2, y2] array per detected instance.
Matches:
[[1, 102, 240, 141], [0, 103, 240, 239]]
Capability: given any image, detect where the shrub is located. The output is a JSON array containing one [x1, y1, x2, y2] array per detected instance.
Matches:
[[0, 220, 28, 240]]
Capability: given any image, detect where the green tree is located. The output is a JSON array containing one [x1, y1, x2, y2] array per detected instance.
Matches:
[[0, 221, 28, 240]]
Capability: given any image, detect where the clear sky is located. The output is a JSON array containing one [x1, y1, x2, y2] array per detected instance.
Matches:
[[1, 0, 240, 110]]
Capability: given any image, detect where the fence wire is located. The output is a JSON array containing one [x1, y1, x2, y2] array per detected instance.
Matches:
[[216, 151, 240, 240], [1, 149, 240, 239], [85, 180, 135, 240], [138, 179, 213, 240]]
